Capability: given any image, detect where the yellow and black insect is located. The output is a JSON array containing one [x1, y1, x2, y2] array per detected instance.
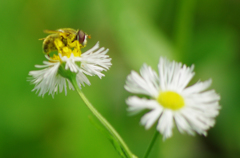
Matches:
[[40, 28, 90, 55]]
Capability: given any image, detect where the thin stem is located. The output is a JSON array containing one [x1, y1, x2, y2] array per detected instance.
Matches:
[[70, 77, 137, 158], [143, 131, 159, 158]]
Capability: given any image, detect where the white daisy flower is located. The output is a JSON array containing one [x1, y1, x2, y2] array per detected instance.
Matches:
[[29, 42, 111, 97], [125, 57, 220, 140]]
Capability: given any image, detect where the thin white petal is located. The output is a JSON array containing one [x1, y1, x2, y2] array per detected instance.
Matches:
[[125, 64, 159, 97], [126, 96, 160, 114], [29, 52, 92, 97], [29, 61, 63, 97], [141, 109, 162, 129], [174, 112, 195, 135], [79, 42, 112, 78], [157, 110, 174, 140], [183, 79, 212, 95], [158, 57, 195, 92]]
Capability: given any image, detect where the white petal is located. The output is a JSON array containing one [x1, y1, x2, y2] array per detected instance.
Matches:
[[79, 42, 112, 78], [29, 54, 90, 97], [174, 112, 195, 135], [183, 79, 212, 95], [126, 96, 160, 114], [156, 110, 174, 140], [180, 108, 211, 136], [29, 61, 63, 97], [141, 109, 162, 129], [186, 90, 220, 103], [60, 53, 79, 73], [125, 64, 159, 97], [158, 57, 195, 92]]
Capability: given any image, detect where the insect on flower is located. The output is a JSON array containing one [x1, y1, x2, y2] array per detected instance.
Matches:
[[40, 28, 91, 55]]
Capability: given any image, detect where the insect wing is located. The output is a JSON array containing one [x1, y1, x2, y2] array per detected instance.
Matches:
[[43, 30, 63, 34]]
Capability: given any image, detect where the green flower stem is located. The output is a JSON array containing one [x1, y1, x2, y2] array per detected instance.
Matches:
[[143, 131, 159, 158], [70, 77, 137, 158]]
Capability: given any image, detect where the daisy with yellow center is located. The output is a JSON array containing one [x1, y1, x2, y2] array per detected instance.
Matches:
[[29, 42, 112, 97], [125, 57, 220, 140]]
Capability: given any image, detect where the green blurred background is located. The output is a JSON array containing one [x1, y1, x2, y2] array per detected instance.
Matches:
[[0, 0, 240, 157]]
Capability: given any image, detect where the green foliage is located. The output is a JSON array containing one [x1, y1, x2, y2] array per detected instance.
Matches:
[[90, 115, 135, 158], [1, 0, 240, 157], [71, 80, 137, 158]]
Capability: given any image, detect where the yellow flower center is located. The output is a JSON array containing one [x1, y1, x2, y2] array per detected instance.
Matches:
[[50, 38, 81, 61], [51, 54, 61, 61], [157, 91, 185, 110], [60, 46, 81, 58]]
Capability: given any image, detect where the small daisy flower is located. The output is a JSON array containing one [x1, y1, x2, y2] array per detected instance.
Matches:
[[125, 57, 220, 140], [29, 42, 111, 97]]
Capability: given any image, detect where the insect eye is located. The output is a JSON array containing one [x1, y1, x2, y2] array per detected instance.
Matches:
[[77, 30, 86, 45]]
